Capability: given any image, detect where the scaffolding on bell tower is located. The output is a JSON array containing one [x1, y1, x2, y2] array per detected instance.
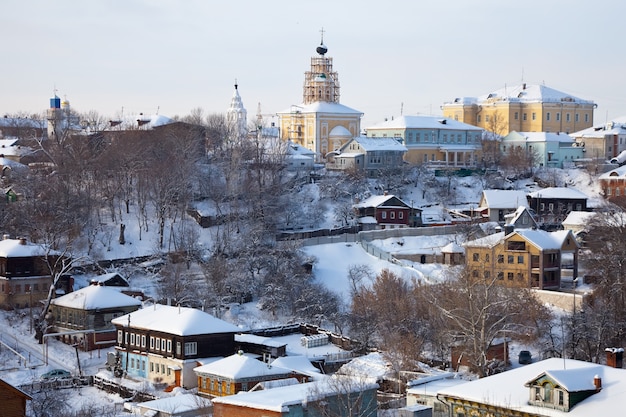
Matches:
[[303, 29, 340, 104]]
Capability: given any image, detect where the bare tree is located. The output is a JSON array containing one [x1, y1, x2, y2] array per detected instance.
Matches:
[[307, 374, 378, 417]]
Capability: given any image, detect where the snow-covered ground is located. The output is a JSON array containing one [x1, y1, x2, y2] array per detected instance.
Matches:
[[0, 167, 605, 413]]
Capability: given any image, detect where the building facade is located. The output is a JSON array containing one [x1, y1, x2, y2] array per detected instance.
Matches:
[[442, 83, 596, 136], [0, 236, 71, 310], [111, 304, 240, 389], [278, 35, 362, 160], [326, 136, 407, 176], [365, 116, 483, 166], [501, 131, 585, 168], [463, 229, 579, 290]]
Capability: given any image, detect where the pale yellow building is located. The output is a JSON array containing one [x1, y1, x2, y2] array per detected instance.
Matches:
[[442, 83, 596, 136], [278, 35, 362, 160], [463, 229, 579, 290]]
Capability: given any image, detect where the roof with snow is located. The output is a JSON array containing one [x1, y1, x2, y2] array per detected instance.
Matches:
[[480, 190, 528, 209], [441, 242, 464, 253], [513, 229, 575, 251], [194, 352, 292, 379], [211, 375, 378, 412], [353, 194, 410, 209], [366, 115, 483, 131], [111, 304, 240, 336], [278, 102, 363, 116], [438, 358, 623, 416], [571, 119, 626, 138], [135, 393, 211, 415], [562, 211, 596, 227], [0, 238, 58, 258], [271, 355, 322, 379], [349, 136, 407, 152], [463, 232, 505, 248], [599, 165, 626, 179], [504, 131, 575, 143], [527, 187, 589, 200], [471, 84, 594, 105], [51, 285, 141, 310]]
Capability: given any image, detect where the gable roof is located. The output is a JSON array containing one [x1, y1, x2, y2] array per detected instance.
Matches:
[[111, 304, 241, 336], [480, 190, 528, 209], [51, 285, 141, 310], [512, 229, 575, 251], [353, 194, 410, 209], [438, 358, 620, 416], [527, 187, 589, 200], [345, 136, 407, 152], [366, 115, 483, 132], [194, 352, 292, 379], [0, 238, 59, 258]]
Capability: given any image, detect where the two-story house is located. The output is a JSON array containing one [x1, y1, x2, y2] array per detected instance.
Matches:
[[527, 187, 589, 226], [477, 190, 529, 223], [500, 131, 585, 168], [0, 236, 72, 310], [463, 229, 579, 290], [194, 351, 295, 397], [50, 283, 141, 350], [353, 193, 422, 229], [325, 136, 407, 177], [437, 357, 625, 417], [111, 304, 241, 389]]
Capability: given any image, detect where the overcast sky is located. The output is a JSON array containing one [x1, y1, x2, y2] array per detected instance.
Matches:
[[3, 0, 625, 128]]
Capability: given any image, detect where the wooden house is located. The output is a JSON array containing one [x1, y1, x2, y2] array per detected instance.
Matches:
[[0, 378, 31, 417]]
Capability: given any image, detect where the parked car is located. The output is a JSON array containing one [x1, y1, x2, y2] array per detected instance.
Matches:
[[41, 369, 71, 380], [518, 350, 532, 365]]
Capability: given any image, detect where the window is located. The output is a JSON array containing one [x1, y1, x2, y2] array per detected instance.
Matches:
[[161, 364, 165, 374], [130, 358, 135, 369], [507, 241, 526, 251], [399, 212, 404, 219], [497, 272, 504, 280], [532, 112, 536, 120], [518, 255, 525, 264], [161, 338, 166, 351], [485, 254, 490, 262], [150, 337, 155, 349], [558, 390, 564, 406], [177, 342, 181, 355], [390, 211, 395, 220], [485, 115, 490, 123], [508, 272, 514, 280], [117, 330, 123, 344], [484, 271, 490, 279], [556, 113, 560, 121], [497, 255, 504, 264], [167, 340, 172, 352], [472, 270, 479, 278], [131, 334, 136, 345], [546, 112, 551, 121], [184, 342, 198, 355], [381, 212, 387, 220], [575, 114, 579, 122], [141, 335, 146, 348], [566, 113, 570, 122], [523, 113, 527, 121], [514, 112, 519, 120], [473, 253, 480, 262], [508, 255, 514, 264]]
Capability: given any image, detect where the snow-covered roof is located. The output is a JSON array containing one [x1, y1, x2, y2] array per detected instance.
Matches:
[[513, 229, 573, 251], [463, 232, 505, 248], [135, 393, 211, 415], [599, 165, 626, 179], [472, 84, 594, 105], [271, 355, 322, 378], [337, 352, 392, 381], [350, 136, 407, 152], [0, 238, 58, 258], [278, 102, 363, 116], [481, 190, 528, 209], [194, 351, 292, 379], [438, 358, 622, 416], [111, 304, 241, 336], [562, 211, 596, 227], [527, 187, 589, 200], [441, 242, 464, 253], [505, 131, 575, 143], [51, 285, 141, 310], [353, 194, 408, 209], [366, 115, 483, 132], [235, 333, 287, 348], [211, 375, 378, 412], [571, 119, 626, 138]]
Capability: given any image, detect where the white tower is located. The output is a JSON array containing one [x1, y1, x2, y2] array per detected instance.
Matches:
[[226, 80, 248, 141]]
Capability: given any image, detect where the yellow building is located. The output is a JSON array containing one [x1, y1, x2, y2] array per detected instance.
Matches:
[[278, 34, 362, 160], [442, 83, 596, 136], [463, 229, 578, 290]]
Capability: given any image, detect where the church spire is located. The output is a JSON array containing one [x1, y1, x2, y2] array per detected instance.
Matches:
[[227, 79, 248, 140]]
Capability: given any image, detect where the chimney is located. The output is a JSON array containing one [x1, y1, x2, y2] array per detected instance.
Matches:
[[594, 375, 602, 391], [605, 347, 624, 368], [523, 83, 527, 90]]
